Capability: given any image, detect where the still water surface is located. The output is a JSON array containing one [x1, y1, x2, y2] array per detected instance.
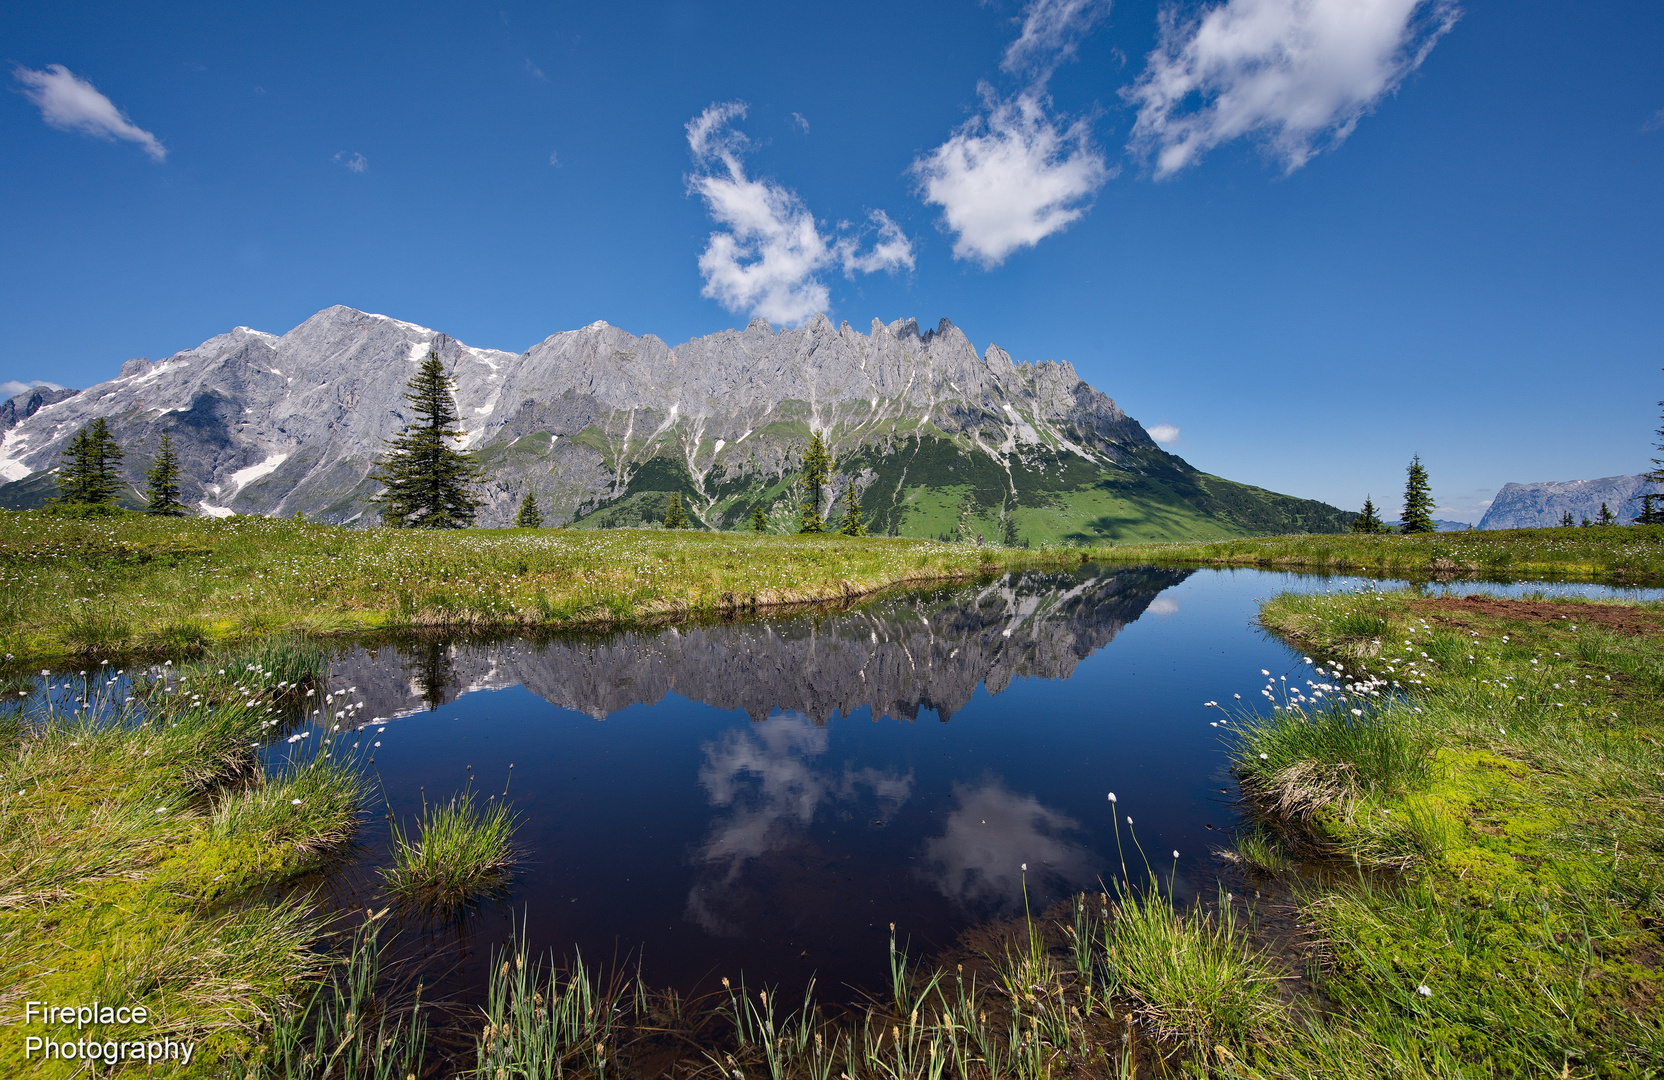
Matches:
[[310, 566, 1661, 1000]]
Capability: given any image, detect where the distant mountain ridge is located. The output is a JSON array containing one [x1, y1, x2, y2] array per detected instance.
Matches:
[[1479, 475, 1657, 530], [0, 306, 1348, 542]]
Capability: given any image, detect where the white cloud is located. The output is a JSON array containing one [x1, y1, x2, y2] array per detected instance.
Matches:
[[13, 64, 166, 161], [1002, 0, 1112, 85], [686, 101, 914, 326], [1146, 595, 1180, 615], [839, 210, 915, 274], [548, 150, 561, 167], [912, 88, 1108, 268], [333, 151, 368, 173], [1, 379, 63, 399], [790, 111, 810, 133], [525, 58, 547, 81], [1127, 0, 1459, 177], [1146, 422, 1180, 444], [1642, 108, 1664, 134]]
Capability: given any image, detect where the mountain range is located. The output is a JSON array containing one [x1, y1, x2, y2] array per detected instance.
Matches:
[[1479, 475, 1658, 529], [0, 306, 1348, 543]]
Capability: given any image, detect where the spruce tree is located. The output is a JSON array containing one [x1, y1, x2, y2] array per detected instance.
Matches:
[[797, 432, 832, 534], [662, 491, 689, 529], [749, 505, 768, 533], [1599, 502, 1617, 526], [1400, 455, 1435, 534], [515, 491, 543, 528], [143, 429, 186, 516], [836, 486, 867, 536], [1637, 375, 1664, 525], [1351, 496, 1384, 534], [370, 351, 483, 528], [56, 418, 125, 506], [1560, 510, 1576, 528]]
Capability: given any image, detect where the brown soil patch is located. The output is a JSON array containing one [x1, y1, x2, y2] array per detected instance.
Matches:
[[1410, 596, 1664, 636]]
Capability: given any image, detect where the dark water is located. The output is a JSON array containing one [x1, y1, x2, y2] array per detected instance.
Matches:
[[305, 566, 1660, 1001]]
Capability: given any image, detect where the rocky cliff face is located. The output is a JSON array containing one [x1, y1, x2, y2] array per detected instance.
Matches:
[[1, 386, 79, 432], [0, 306, 1347, 541], [329, 566, 1191, 725], [1478, 475, 1658, 529]]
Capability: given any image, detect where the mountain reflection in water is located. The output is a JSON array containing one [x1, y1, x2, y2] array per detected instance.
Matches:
[[324, 566, 1201, 995], [335, 567, 1193, 724]]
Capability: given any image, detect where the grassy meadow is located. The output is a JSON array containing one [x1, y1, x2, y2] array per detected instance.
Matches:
[[7, 508, 1664, 1075], [0, 639, 388, 1076], [0, 509, 1103, 663], [1098, 525, 1664, 584], [1211, 587, 1664, 1075]]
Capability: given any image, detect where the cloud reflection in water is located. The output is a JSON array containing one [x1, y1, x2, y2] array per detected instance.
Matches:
[[919, 778, 1100, 915], [687, 714, 912, 935]]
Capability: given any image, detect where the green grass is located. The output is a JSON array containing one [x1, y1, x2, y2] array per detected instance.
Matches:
[[0, 509, 1103, 663], [1215, 588, 1664, 1076], [1104, 883, 1286, 1053], [238, 921, 428, 1080], [0, 642, 368, 1075], [1100, 524, 1664, 584], [382, 789, 519, 909]]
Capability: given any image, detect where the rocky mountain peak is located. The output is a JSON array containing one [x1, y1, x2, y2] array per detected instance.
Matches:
[[0, 305, 1347, 540]]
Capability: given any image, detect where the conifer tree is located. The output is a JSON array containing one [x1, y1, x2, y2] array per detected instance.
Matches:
[[836, 486, 867, 536], [662, 491, 688, 529], [1351, 496, 1384, 534], [1599, 502, 1617, 526], [1560, 510, 1576, 528], [1637, 375, 1664, 525], [797, 432, 832, 534], [56, 418, 125, 506], [515, 491, 543, 528], [370, 351, 483, 528], [749, 505, 768, 533], [143, 429, 186, 516], [1400, 455, 1435, 534]]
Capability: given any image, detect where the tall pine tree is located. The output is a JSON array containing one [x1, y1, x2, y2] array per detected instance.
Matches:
[[1637, 373, 1664, 525], [662, 491, 689, 529], [1400, 455, 1435, 534], [371, 351, 483, 528], [749, 505, 769, 533], [56, 418, 125, 506], [515, 491, 543, 528], [144, 429, 186, 516], [797, 432, 832, 534], [836, 485, 867, 536]]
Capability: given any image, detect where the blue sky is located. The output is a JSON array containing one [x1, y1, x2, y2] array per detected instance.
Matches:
[[3, 0, 1660, 522]]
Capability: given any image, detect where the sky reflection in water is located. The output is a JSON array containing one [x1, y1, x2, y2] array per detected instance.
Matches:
[[319, 567, 1662, 999]]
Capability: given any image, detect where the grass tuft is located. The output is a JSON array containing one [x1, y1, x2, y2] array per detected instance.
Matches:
[[1105, 884, 1286, 1050], [382, 789, 519, 909]]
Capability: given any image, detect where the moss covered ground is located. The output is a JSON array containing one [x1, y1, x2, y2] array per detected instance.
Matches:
[[0, 642, 368, 1076], [1219, 588, 1664, 1076]]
